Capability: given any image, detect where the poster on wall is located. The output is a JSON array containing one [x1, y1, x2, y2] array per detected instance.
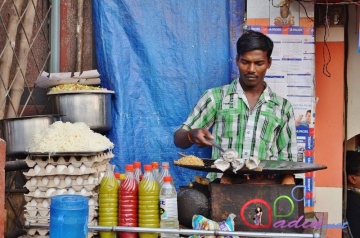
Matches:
[[247, 0, 315, 211], [269, 0, 300, 26]]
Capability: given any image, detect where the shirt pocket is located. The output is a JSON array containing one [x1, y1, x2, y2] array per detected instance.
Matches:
[[215, 109, 243, 138], [258, 113, 283, 144]]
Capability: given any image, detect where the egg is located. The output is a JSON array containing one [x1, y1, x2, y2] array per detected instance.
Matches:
[[42, 177, 49, 186], [53, 176, 60, 186], [46, 188, 56, 197], [56, 165, 67, 174], [88, 198, 95, 206], [42, 199, 49, 208], [30, 199, 37, 206], [64, 176, 72, 186], [87, 175, 95, 184], [68, 188, 76, 194], [80, 188, 87, 195], [76, 176, 84, 185], [68, 164, 75, 173], [34, 165, 42, 175], [57, 189, 66, 195], [30, 177, 38, 186], [79, 164, 87, 173], [45, 164, 55, 174], [34, 189, 42, 197]]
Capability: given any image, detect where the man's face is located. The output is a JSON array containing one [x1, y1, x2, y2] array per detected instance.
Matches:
[[305, 112, 311, 124], [237, 50, 271, 89]]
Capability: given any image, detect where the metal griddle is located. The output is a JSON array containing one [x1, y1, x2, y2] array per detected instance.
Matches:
[[173, 158, 327, 175]]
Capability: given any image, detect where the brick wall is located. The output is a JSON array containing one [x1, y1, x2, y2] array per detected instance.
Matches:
[[0, 139, 5, 236]]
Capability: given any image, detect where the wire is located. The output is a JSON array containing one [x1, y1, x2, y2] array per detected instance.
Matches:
[[296, 0, 315, 22], [322, 2, 332, 77]]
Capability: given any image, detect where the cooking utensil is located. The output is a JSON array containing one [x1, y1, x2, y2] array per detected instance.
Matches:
[[173, 159, 327, 175], [206, 139, 225, 153], [0, 115, 62, 156], [48, 91, 114, 134]]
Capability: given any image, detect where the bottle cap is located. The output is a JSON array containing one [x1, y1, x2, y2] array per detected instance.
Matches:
[[144, 164, 152, 171], [125, 164, 134, 171], [151, 161, 159, 169], [120, 174, 125, 180], [114, 172, 120, 178], [134, 161, 142, 168], [163, 175, 172, 182], [161, 162, 170, 168]]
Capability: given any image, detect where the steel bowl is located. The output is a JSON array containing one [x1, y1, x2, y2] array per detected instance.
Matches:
[[0, 115, 62, 156], [48, 91, 114, 134]]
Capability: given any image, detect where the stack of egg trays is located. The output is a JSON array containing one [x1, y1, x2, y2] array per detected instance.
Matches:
[[23, 151, 114, 237]]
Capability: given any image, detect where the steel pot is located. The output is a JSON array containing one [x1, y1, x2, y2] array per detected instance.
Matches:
[[0, 115, 62, 156], [48, 91, 113, 134]]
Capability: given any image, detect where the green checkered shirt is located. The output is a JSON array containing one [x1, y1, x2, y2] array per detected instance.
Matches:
[[180, 79, 298, 161]]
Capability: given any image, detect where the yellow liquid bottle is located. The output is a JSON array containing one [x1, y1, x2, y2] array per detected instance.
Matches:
[[138, 164, 160, 238], [99, 164, 119, 238]]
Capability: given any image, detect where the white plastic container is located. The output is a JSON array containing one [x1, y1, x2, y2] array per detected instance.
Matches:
[[160, 176, 179, 238]]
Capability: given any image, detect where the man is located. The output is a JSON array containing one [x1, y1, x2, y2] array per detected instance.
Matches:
[[346, 150, 360, 237], [295, 109, 311, 127], [174, 30, 298, 167]]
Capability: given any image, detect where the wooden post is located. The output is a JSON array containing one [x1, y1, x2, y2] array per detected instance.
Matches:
[[0, 139, 6, 235]]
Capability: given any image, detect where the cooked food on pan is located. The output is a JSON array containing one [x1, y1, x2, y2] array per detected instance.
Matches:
[[174, 155, 204, 166]]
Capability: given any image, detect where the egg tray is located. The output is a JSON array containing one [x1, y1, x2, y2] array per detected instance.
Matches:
[[25, 174, 99, 190], [26, 184, 97, 193], [26, 220, 97, 237], [25, 208, 97, 222], [25, 188, 97, 199], [26, 151, 114, 168], [24, 163, 107, 178], [28, 231, 97, 238], [25, 197, 98, 208]]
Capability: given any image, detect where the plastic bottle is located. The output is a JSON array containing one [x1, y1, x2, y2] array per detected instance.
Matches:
[[151, 161, 159, 182], [160, 176, 179, 238], [134, 161, 142, 183], [119, 164, 138, 238], [99, 164, 118, 238], [138, 164, 160, 238], [114, 172, 121, 185], [157, 162, 173, 188]]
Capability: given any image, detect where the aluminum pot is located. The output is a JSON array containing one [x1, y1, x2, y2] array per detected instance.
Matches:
[[0, 115, 62, 156], [48, 91, 113, 134]]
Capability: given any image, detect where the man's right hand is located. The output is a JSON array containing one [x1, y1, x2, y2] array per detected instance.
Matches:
[[174, 128, 214, 149]]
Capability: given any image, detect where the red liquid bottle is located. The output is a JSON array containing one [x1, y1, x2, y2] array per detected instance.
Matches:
[[119, 164, 139, 238]]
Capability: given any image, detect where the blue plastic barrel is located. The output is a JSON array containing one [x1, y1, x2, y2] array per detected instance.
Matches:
[[50, 195, 89, 238]]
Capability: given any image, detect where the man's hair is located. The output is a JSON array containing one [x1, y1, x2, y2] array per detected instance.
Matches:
[[306, 110, 311, 115], [236, 30, 274, 59], [346, 150, 360, 175]]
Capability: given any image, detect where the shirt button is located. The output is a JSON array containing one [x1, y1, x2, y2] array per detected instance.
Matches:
[[247, 131, 250, 134], [245, 152, 248, 155]]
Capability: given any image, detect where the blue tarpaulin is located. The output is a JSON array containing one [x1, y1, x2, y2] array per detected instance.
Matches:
[[93, 0, 244, 187]]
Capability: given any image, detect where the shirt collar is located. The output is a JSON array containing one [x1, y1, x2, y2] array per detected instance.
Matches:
[[226, 78, 281, 106], [348, 187, 360, 194]]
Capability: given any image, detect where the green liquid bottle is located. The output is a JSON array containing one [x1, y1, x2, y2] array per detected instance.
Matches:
[[99, 164, 119, 238], [138, 164, 160, 238]]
